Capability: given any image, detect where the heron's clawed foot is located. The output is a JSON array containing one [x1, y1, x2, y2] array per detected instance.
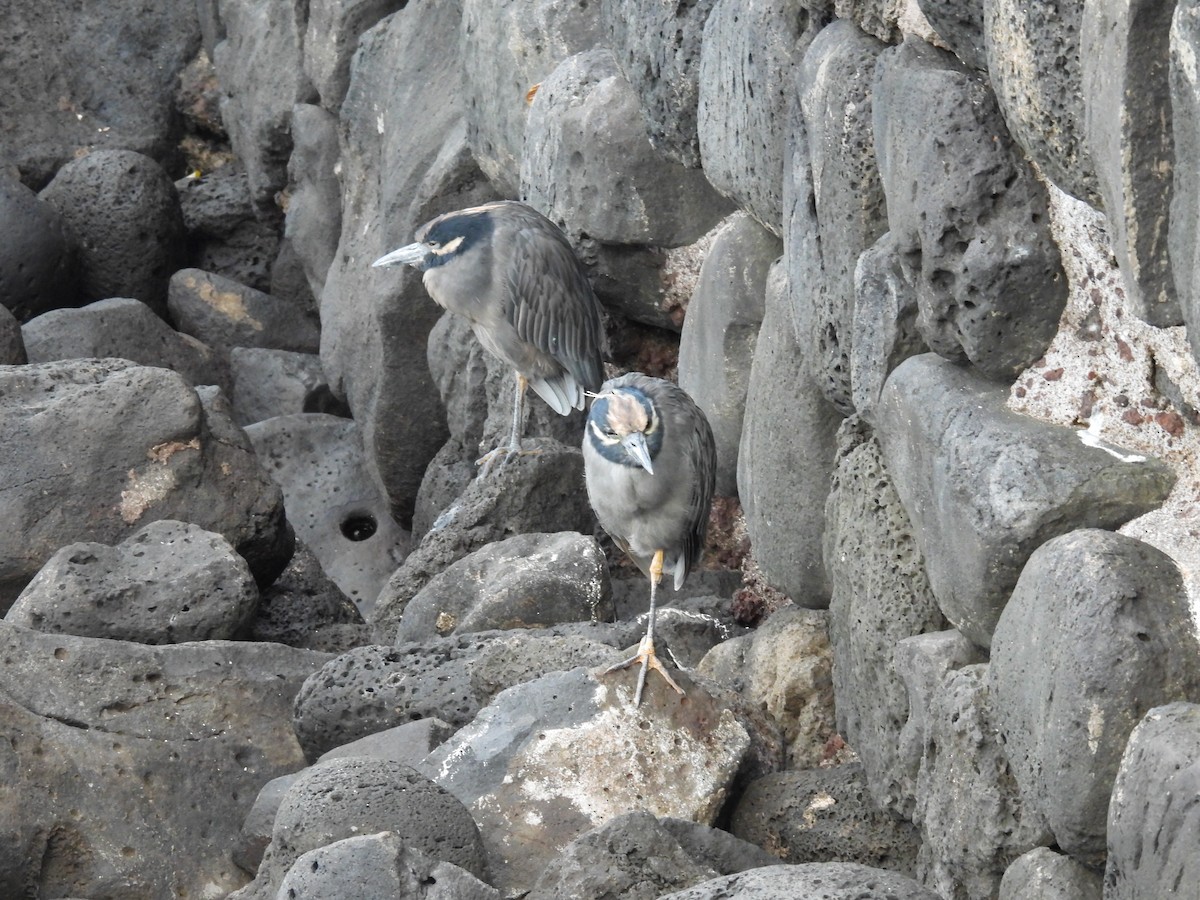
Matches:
[[602, 634, 685, 707], [475, 443, 543, 477]]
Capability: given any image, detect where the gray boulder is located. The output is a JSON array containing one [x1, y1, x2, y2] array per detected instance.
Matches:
[[39, 150, 186, 317], [245, 414, 411, 617], [0, 170, 78, 320], [657, 862, 941, 900], [248, 541, 365, 651], [875, 354, 1176, 648], [1081, 0, 1179, 326], [7, 520, 258, 643], [395, 531, 612, 643], [522, 48, 732, 247], [1170, 1, 1200, 368], [0, 0, 200, 186], [23, 297, 225, 393], [0, 359, 292, 607], [0, 622, 326, 899], [698, 0, 828, 234], [0, 304, 23, 365], [284, 104, 343, 299], [277, 834, 499, 900], [737, 260, 841, 605], [989, 530, 1200, 866], [421, 666, 751, 896], [824, 418, 944, 817], [212, 0, 315, 216], [1105, 702, 1200, 899], [913, 665, 1050, 900], [999, 847, 1102, 900], [462, 0, 605, 196], [873, 38, 1067, 380], [230, 348, 340, 426], [984, 0, 1099, 204], [678, 213, 778, 495], [730, 764, 921, 875], [788, 19, 889, 414], [319, 0, 499, 528], [230, 757, 488, 899], [303, 0, 405, 110], [917, 0, 986, 70]]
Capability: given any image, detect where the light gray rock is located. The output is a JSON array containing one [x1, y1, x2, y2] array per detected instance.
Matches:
[[420, 667, 750, 896], [522, 48, 732, 246], [0, 622, 326, 899], [989, 530, 1200, 866], [7, 520, 258, 643], [873, 37, 1067, 380], [600, 0, 720, 168], [320, 0, 499, 528], [918, 0, 986, 70], [463, 0, 604, 196], [788, 18, 889, 414], [245, 414, 411, 617], [737, 260, 841, 605], [657, 862, 941, 899], [999, 847, 1102, 900], [698, 0, 828, 234], [469, 630, 626, 705], [231, 757, 488, 899], [302, 0, 404, 110], [1170, 1, 1200, 369], [284, 103, 342, 299], [23, 297, 224, 392], [39, 150, 186, 317], [212, 0, 315, 215], [875, 354, 1175, 648], [824, 418, 944, 817], [1105, 702, 1200, 899], [984, 0, 1099, 204], [230, 348, 340, 426], [833, 0, 904, 42], [1081, 0, 1179, 326], [914, 665, 1050, 900], [0, 170, 78, 321], [276, 834, 500, 900], [678, 213, 778, 494], [396, 532, 611, 643], [0, 359, 292, 607]]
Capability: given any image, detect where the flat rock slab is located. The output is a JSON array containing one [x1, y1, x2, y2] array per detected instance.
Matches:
[[421, 666, 751, 896], [656, 862, 941, 899], [0, 621, 327, 899], [876, 353, 1175, 648], [7, 519, 258, 643]]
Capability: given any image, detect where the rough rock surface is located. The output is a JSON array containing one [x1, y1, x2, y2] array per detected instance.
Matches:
[[657, 862, 941, 900], [1170, 0, 1200, 369], [248, 541, 365, 651], [0, 171, 78, 321], [230, 347, 338, 426], [999, 846, 1102, 900], [284, 103, 342, 298]]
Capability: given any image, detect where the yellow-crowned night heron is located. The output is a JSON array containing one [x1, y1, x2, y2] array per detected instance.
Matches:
[[583, 372, 717, 705], [373, 201, 606, 474]]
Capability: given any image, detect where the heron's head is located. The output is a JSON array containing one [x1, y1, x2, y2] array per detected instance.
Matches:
[[371, 204, 498, 272], [586, 386, 662, 473]]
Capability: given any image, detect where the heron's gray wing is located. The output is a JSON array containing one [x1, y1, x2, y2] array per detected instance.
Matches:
[[678, 391, 717, 586], [503, 225, 605, 392]]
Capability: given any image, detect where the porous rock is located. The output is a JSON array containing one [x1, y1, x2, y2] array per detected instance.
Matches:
[[788, 18, 889, 414], [1170, 0, 1200, 368], [522, 48, 732, 247], [23, 297, 225, 393], [875, 354, 1176, 648], [230, 757, 487, 900], [1105, 702, 1200, 899], [656, 862, 941, 900], [39, 149, 186, 317], [0, 305, 23, 365], [737, 260, 841, 605], [303, 0, 404, 111], [918, 0, 987, 70], [999, 846, 1102, 900], [0, 359, 292, 608], [421, 666, 750, 896], [396, 531, 611, 643], [677, 213, 778, 495], [873, 38, 1067, 380], [989, 530, 1200, 866], [698, 0, 828, 234], [284, 103, 342, 298], [248, 541, 366, 651], [245, 413, 410, 616], [0, 170, 78, 320], [229, 347, 339, 426], [730, 763, 921, 874], [0, 621, 326, 899], [7, 520, 258, 643], [824, 417, 944, 817], [276, 834, 500, 900]]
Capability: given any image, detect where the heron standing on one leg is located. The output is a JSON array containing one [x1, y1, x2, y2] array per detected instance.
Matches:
[[582, 373, 717, 706], [373, 200, 606, 474]]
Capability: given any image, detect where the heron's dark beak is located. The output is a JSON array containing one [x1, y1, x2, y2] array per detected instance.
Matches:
[[621, 433, 654, 474], [372, 242, 428, 269]]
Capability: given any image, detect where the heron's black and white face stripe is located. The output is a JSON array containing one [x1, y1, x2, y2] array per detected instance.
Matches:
[[414, 207, 496, 270], [586, 387, 662, 470]]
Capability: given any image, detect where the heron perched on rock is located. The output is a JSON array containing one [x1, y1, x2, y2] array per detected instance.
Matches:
[[373, 200, 606, 474], [582, 372, 716, 706]]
